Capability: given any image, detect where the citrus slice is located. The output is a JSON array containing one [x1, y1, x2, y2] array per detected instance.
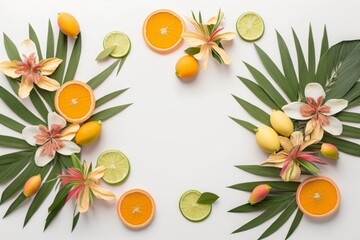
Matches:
[[103, 31, 131, 58], [54, 80, 95, 123], [97, 149, 130, 185], [236, 12, 265, 41], [179, 190, 211, 222], [142, 9, 185, 54], [296, 176, 340, 218], [117, 189, 155, 229]]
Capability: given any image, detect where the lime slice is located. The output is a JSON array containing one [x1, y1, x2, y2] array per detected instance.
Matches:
[[236, 12, 265, 41], [103, 31, 131, 58], [179, 190, 211, 222], [97, 149, 130, 184]]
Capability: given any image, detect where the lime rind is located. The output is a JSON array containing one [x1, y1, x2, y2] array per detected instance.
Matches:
[[103, 31, 131, 58], [179, 190, 212, 222], [97, 149, 130, 185], [236, 12, 265, 42]]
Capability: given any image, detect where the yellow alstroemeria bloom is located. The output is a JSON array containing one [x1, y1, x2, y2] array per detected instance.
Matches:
[[261, 131, 325, 182], [0, 39, 62, 98], [181, 11, 236, 70], [59, 160, 115, 213]]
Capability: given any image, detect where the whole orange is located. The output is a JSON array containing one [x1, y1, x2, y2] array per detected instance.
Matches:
[[57, 12, 80, 39], [175, 55, 199, 79]]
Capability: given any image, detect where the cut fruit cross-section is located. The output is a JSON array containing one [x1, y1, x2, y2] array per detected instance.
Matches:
[[236, 12, 265, 42], [103, 31, 131, 58], [179, 190, 212, 222], [97, 149, 130, 185]]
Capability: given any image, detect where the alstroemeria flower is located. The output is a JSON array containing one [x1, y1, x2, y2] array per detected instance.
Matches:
[[0, 39, 62, 98], [282, 83, 348, 140], [262, 131, 325, 182], [22, 112, 80, 167], [59, 160, 116, 213], [181, 11, 236, 70]]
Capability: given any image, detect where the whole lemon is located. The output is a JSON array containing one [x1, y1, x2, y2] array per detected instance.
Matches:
[[175, 55, 199, 79], [255, 125, 280, 153], [270, 110, 294, 137], [57, 12, 80, 39], [75, 120, 102, 145]]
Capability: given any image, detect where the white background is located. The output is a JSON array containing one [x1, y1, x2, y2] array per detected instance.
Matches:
[[0, 0, 360, 239]]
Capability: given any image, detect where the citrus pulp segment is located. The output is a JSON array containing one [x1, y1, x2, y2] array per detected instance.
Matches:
[[296, 176, 340, 218], [97, 149, 130, 185], [117, 189, 155, 229], [103, 31, 131, 58], [142, 9, 185, 54], [54, 80, 95, 123], [236, 12, 265, 41], [179, 190, 211, 222]]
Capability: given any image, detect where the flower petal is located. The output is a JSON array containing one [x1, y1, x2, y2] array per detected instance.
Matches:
[[36, 75, 60, 92], [322, 116, 343, 136], [48, 112, 66, 129], [0, 60, 21, 78], [87, 166, 106, 180], [22, 125, 41, 146], [212, 31, 236, 42], [20, 39, 38, 60], [279, 136, 293, 152], [195, 44, 211, 70], [57, 141, 81, 155], [282, 102, 311, 120], [323, 99, 348, 116], [90, 184, 116, 200], [60, 124, 80, 141], [184, 16, 206, 35], [262, 151, 287, 164], [38, 58, 63, 75], [311, 122, 324, 140], [280, 161, 301, 182], [207, 11, 223, 25], [212, 44, 232, 65], [35, 146, 54, 167], [181, 32, 207, 46], [304, 82, 325, 99], [18, 77, 34, 98], [78, 187, 90, 213], [290, 131, 304, 147]]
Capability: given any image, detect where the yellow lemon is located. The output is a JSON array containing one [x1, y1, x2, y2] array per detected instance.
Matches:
[[57, 12, 80, 39], [255, 125, 280, 153], [270, 110, 294, 137], [175, 55, 199, 80], [75, 120, 102, 145]]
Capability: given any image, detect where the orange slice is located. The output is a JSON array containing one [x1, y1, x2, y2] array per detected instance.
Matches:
[[142, 9, 185, 54], [54, 80, 95, 123], [296, 176, 340, 218], [117, 189, 155, 229]]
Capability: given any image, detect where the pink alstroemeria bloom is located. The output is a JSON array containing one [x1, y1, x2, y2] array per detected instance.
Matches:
[[59, 161, 115, 213], [262, 131, 326, 182], [282, 83, 348, 140], [0, 39, 62, 98], [181, 11, 236, 70], [22, 112, 80, 167]]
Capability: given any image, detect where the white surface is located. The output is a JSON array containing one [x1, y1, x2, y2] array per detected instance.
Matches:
[[0, 0, 360, 239]]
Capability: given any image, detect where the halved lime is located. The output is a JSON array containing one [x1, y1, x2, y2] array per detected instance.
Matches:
[[97, 149, 130, 184], [103, 31, 131, 58], [236, 12, 265, 41], [179, 190, 211, 222]]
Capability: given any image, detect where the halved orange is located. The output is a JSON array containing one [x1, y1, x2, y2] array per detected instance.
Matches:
[[296, 176, 340, 218], [54, 80, 95, 123], [142, 9, 185, 54], [117, 189, 155, 229]]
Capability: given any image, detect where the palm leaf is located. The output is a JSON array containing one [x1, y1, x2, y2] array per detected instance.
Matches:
[[292, 29, 308, 100], [88, 104, 132, 122], [3, 33, 21, 61], [236, 165, 281, 177], [0, 150, 33, 165], [0, 113, 24, 133], [254, 44, 297, 101], [343, 81, 360, 102], [0, 86, 45, 125], [63, 34, 81, 83], [349, 96, 360, 107], [259, 199, 298, 239], [51, 31, 67, 84], [307, 25, 316, 82], [117, 56, 127, 76], [45, 185, 71, 230], [336, 111, 360, 123], [35, 86, 55, 111], [232, 95, 270, 126], [0, 157, 30, 184], [0, 135, 33, 149], [322, 133, 360, 156], [72, 212, 80, 232], [29, 24, 43, 60], [229, 181, 300, 192], [229, 117, 257, 133], [87, 59, 120, 89], [320, 26, 329, 57], [95, 88, 129, 108], [29, 89, 48, 121], [341, 125, 360, 138], [46, 20, 54, 58], [285, 209, 303, 239]]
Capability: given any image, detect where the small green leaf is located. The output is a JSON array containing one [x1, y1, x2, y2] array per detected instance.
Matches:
[[336, 111, 360, 123], [72, 212, 80, 232], [87, 104, 132, 122], [95, 88, 129, 108], [29, 89, 48, 121], [3, 33, 21, 61], [297, 160, 320, 174], [185, 47, 200, 55], [52, 31, 68, 84], [95, 46, 116, 61], [29, 24, 43, 60], [0, 113, 25, 133], [87, 60, 120, 89], [236, 165, 281, 177], [64, 34, 82, 83], [0, 135, 33, 149], [285, 209, 303, 239], [46, 20, 54, 58], [229, 117, 257, 133], [197, 192, 219, 204], [117, 56, 127, 76], [229, 181, 300, 192], [71, 153, 82, 170]]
